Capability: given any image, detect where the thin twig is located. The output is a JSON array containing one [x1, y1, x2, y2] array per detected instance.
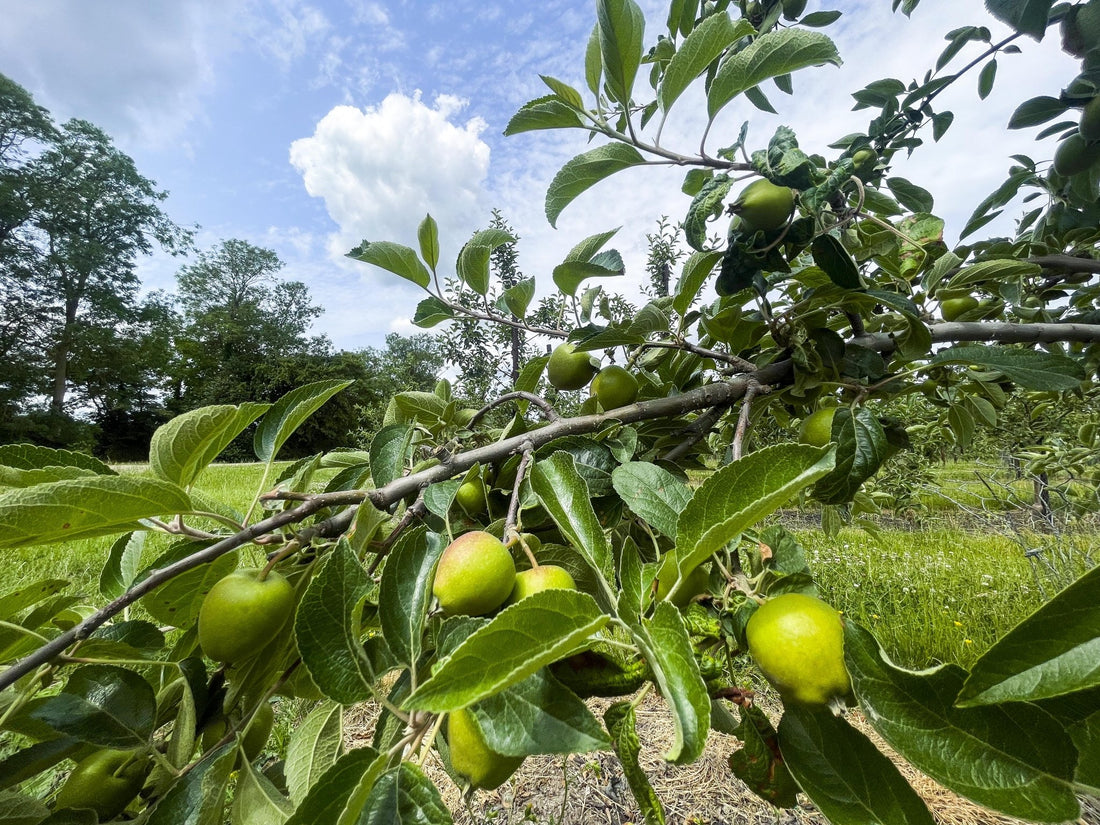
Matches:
[[469, 392, 561, 429], [663, 403, 733, 462]]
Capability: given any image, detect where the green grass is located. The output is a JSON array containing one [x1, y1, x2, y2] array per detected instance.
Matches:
[[795, 527, 1095, 669], [5, 463, 1097, 674]]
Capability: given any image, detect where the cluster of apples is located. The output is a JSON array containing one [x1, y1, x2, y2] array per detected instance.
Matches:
[[432, 529, 576, 789], [546, 343, 639, 409]]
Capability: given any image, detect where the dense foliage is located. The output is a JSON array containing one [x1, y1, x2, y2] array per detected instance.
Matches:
[[1, 1, 1099, 824]]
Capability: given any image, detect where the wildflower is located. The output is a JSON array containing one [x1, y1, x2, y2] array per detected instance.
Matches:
[[954, 621, 963, 628]]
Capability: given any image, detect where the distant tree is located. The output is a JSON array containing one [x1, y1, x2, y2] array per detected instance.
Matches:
[[643, 215, 685, 298], [173, 239, 326, 408]]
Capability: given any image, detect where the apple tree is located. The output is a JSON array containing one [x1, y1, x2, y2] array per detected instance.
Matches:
[[1, 1, 1099, 823]]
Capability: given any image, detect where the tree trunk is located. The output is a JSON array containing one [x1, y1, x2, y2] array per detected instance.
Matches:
[[50, 293, 80, 413]]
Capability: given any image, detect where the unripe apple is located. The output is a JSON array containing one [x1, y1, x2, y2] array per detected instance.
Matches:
[[197, 568, 296, 663], [732, 179, 795, 232], [940, 295, 978, 322], [746, 593, 851, 707], [798, 408, 837, 448], [547, 342, 599, 391], [590, 364, 639, 409], [454, 479, 487, 517], [447, 707, 523, 790], [506, 564, 576, 605], [433, 531, 516, 616], [654, 556, 709, 607], [55, 749, 151, 820]]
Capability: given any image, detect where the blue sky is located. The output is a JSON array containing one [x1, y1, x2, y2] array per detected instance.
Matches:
[[0, 1, 1077, 351]]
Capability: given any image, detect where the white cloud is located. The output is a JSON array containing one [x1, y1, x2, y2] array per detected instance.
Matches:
[[289, 91, 491, 254], [0, 0, 238, 148], [288, 91, 493, 346]]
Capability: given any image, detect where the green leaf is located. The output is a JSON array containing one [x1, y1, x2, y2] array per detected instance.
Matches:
[[1008, 95, 1069, 129], [357, 763, 453, 825], [944, 257, 1041, 289], [151, 403, 268, 488], [417, 214, 439, 271], [977, 58, 997, 99], [286, 701, 344, 805], [295, 541, 378, 704], [347, 241, 431, 288], [584, 20, 603, 93], [1071, 711, 1100, 791], [0, 579, 68, 623], [0, 444, 114, 488], [611, 461, 691, 538], [605, 702, 666, 824], [673, 250, 723, 316], [471, 669, 610, 756], [284, 747, 383, 825], [929, 346, 1085, 391], [637, 602, 709, 763], [660, 14, 754, 113], [456, 241, 491, 295], [674, 444, 835, 578], [412, 296, 454, 328], [684, 174, 733, 251], [958, 565, 1100, 706], [379, 528, 445, 667], [984, 0, 1054, 39], [393, 392, 448, 427], [0, 737, 81, 792], [140, 543, 238, 626], [504, 95, 584, 136], [404, 589, 609, 712], [545, 143, 646, 228], [0, 792, 50, 825], [541, 74, 585, 109], [147, 744, 236, 825], [813, 408, 891, 505], [369, 424, 412, 488], [811, 234, 862, 289], [845, 622, 1081, 823], [552, 252, 626, 297], [708, 29, 841, 120], [530, 452, 615, 593], [728, 703, 800, 808], [231, 758, 294, 825], [0, 475, 191, 550], [29, 664, 156, 748], [254, 380, 352, 463], [99, 531, 145, 600], [503, 277, 535, 318], [886, 177, 934, 213], [779, 705, 936, 825], [597, 0, 645, 104]]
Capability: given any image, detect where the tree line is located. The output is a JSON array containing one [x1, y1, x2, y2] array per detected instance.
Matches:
[[0, 73, 448, 459]]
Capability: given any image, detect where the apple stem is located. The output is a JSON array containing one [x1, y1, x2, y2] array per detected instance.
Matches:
[[517, 534, 540, 569], [258, 540, 299, 581], [503, 443, 535, 549]]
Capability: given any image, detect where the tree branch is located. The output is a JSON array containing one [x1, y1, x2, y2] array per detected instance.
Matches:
[[469, 392, 561, 428], [1028, 254, 1100, 275], [855, 321, 1100, 351]]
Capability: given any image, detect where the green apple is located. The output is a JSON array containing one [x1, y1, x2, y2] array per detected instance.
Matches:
[[746, 593, 851, 706], [654, 556, 709, 607], [590, 364, 639, 409], [732, 179, 795, 232], [447, 707, 523, 790], [433, 531, 516, 616], [197, 568, 296, 663], [55, 748, 151, 819], [1080, 95, 1100, 143], [1054, 133, 1100, 177], [798, 408, 837, 447], [940, 295, 979, 321], [454, 479, 487, 517], [506, 564, 576, 605], [547, 342, 599, 391]]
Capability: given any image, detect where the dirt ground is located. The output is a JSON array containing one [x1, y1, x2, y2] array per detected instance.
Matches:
[[344, 690, 1100, 825]]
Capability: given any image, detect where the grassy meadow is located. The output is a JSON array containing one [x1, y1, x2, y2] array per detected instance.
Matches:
[[5, 460, 1097, 673]]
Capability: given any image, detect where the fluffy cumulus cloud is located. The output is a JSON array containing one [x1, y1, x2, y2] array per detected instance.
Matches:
[[289, 91, 491, 257]]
